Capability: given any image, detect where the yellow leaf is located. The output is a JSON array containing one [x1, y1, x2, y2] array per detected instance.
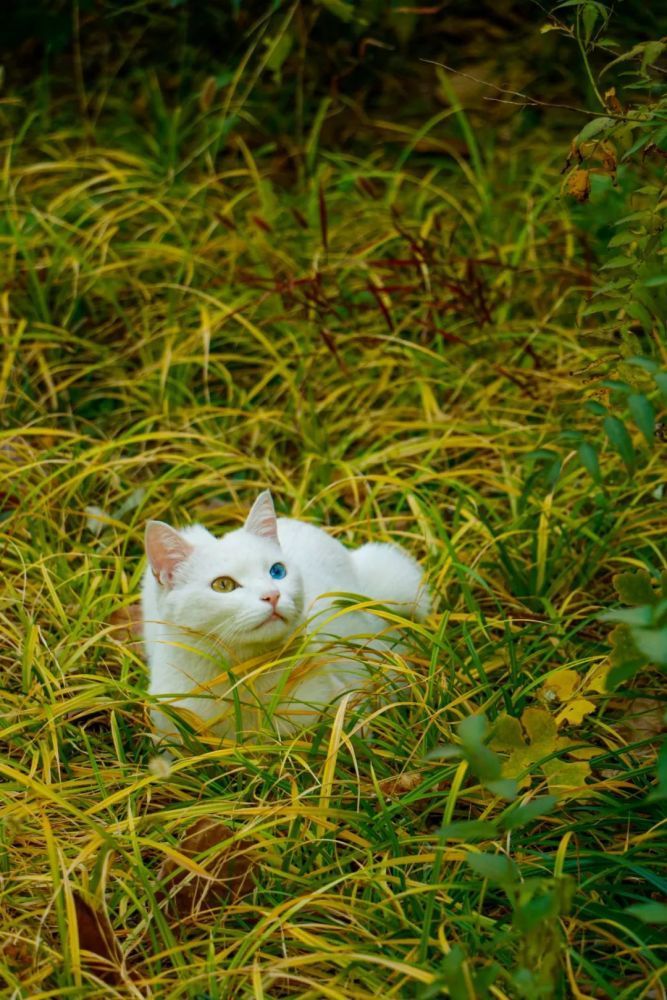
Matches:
[[604, 86, 624, 115], [491, 713, 524, 748], [542, 760, 591, 798], [567, 168, 591, 203], [491, 707, 593, 799], [567, 746, 598, 760], [556, 698, 596, 727], [586, 662, 609, 693], [542, 669, 580, 704], [522, 707, 557, 746]]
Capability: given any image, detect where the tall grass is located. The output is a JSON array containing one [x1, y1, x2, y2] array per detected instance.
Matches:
[[0, 11, 665, 998]]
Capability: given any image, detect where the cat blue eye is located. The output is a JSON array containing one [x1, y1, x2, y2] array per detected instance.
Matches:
[[269, 562, 287, 580]]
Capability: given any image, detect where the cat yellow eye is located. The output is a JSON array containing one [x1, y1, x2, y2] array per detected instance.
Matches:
[[211, 576, 239, 593]]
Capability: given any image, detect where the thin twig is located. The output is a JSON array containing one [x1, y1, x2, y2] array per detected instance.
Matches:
[[420, 59, 630, 122]]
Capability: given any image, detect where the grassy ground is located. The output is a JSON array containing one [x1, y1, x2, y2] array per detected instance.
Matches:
[[1, 9, 666, 998]]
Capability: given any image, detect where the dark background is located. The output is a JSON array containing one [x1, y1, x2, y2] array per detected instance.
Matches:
[[4, 1, 666, 157]]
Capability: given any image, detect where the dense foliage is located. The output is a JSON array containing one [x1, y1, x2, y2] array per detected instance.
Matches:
[[0, 2, 665, 997]]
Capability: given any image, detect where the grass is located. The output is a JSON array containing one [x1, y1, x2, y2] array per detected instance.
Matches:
[[1, 20, 666, 999]]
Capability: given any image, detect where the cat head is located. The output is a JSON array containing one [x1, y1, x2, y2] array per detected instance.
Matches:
[[144, 491, 303, 658]]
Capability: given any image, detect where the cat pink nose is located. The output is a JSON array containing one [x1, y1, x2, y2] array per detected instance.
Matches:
[[261, 590, 280, 609]]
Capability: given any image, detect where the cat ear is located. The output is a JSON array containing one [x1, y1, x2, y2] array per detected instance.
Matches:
[[244, 490, 278, 542], [145, 521, 193, 587]]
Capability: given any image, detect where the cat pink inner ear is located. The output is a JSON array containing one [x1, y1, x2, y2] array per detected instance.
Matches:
[[244, 490, 278, 542], [145, 521, 193, 586]]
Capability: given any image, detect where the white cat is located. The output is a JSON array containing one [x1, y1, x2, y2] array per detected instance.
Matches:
[[142, 490, 430, 743]]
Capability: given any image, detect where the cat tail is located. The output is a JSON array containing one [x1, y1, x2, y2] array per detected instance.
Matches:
[[350, 542, 431, 622]]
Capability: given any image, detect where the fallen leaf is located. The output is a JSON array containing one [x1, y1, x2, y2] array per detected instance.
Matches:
[[541, 758, 592, 796], [614, 698, 666, 745], [377, 770, 423, 797], [491, 713, 524, 749], [556, 698, 597, 727], [0, 937, 33, 973], [586, 662, 610, 693], [159, 819, 256, 920], [72, 892, 124, 985], [541, 666, 604, 727], [542, 669, 579, 704], [491, 707, 593, 799]]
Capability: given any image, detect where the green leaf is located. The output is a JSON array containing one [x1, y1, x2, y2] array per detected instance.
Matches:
[[603, 415, 635, 472], [626, 902, 667, 924], [502, 796, 557, 830], [605, 625, 646, 691], [642, 275, 667, 287], [468, 746, 502, 781], [575, 116, 615, 144], [626, 356, 658, 374], [614, 570, 657, 606], [582, 2, 599, 46], [264, 31, 294, 80], [608, 623, 645, 668], [600, 379, 631, 394], [466, 851, 518, 884], [525, 448, 561, 463], [601, 40, 661, 78], [438, 945, 469, 1000], [427, 745, 462, 761], [458, 713, 502, 781], [654, 598, 667, 620], [648, 740, 667, 801], [439, 820, 498, 840], [640, 40, 666, 74], [614, 210, 651, 226], [601, 606, 653, 626], [578, 442, 601, 484], [632, 627, 667, 666], [655, 373, 667, 401], [316, 0, 355, 21], [607, 231, 636, 249], [607, 658, 643, 688], [426, 743, 463, 760], [621, 131, 653, 161], [600, 256, 635, 270], [630, 398, 658, 439], [485, 778, 519, 800], [625, 303, 654, 331], [582, 297, 625, 316], [458, 713, 488, 747]]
